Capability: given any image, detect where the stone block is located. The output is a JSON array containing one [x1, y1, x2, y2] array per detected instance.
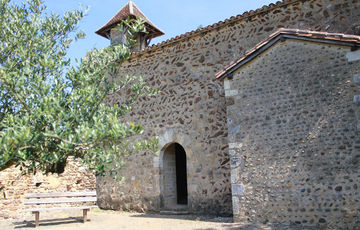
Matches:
[[230, 168, 239, 184], [347, 50, 360, 62], [225, 90, 238, 97], [224, 80, 231, 90], [229, 149, 236, 156], [353, 95, 360, 103], [232, 196, 240, 214], [229, 142, 243, 149], [153, 157, 160, 168], [230, 157, 242, 168], [232, 184, 244, 196], [228, 125, 241, 135], [353, 73, 360, 84], [188, 184, 198, 193], [158, 129, 174, 148]]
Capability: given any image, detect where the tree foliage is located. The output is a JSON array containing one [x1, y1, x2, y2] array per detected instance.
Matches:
[[0, 0, 158, 178]]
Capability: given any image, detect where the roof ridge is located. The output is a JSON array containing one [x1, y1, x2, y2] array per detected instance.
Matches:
[[95, 2, 130, 38], [129, 0, 134, 15], [130, 1, 164, 34]]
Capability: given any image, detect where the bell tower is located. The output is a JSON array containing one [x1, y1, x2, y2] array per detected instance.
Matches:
[[95, 0, 164, 52]]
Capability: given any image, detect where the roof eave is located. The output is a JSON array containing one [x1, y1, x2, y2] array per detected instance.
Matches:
[[129, 0, 304, 56], [216, 31, 360, 80], [96, 1, 164, 40], [95, 21, 165, 41]]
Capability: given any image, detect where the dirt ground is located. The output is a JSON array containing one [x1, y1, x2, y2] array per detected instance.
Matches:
[[0, 209, 276, 230]]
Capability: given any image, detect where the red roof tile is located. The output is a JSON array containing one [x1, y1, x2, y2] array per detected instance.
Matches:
[[96, 0, 164, 39], [215, 28, 360, 79]]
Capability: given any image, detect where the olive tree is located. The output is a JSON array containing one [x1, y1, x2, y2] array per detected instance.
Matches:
[[0, 0, 157, 178]]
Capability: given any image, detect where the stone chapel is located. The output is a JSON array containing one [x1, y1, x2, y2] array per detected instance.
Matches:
[[0, 0, 359, 229], [93, 0, 360, 228]]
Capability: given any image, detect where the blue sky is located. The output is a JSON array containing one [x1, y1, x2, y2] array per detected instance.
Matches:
[[39, 0, 277, 63]]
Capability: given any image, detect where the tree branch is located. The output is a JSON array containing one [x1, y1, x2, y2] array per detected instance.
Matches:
[[0, 159, 17, 171]]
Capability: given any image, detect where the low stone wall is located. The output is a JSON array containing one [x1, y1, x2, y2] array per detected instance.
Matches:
[[0, 157, 95, 220]]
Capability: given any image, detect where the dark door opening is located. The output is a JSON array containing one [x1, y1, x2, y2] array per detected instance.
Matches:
[[175, 143, 188, 205]]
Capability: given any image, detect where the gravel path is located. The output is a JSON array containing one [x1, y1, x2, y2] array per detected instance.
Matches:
[[0, 209, 274, 230]]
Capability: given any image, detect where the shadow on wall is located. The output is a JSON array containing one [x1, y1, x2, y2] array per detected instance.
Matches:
[[95, 191, 162, 213], [96, 192, 233, 217]]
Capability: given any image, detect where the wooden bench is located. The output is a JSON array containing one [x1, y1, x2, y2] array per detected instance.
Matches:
[[24, 191, 98, 227]]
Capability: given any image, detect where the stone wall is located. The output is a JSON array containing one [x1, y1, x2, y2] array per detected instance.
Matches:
[[97, 0, 360, 216], [0, 158, 95, 220], [225, 39, 360, 229], [163, 144, 178, 208]]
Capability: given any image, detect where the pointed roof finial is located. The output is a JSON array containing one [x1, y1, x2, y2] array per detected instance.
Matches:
[[96, 0, 164, 40]]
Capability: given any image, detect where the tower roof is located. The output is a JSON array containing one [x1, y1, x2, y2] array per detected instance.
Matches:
[[95, 0, 164, 40]]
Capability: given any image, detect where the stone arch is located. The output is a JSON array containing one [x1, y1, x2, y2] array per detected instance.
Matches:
[[159, 142, 188, 209]]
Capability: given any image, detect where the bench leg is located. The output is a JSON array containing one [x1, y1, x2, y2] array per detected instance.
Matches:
[[33, 211, 40, 228], [83, 209, 89, 223]]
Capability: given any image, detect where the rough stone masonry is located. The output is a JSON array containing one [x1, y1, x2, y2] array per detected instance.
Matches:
[[219, 31, 360, 228], [95, 0, 360, 229], [1, 0, 359, 229]]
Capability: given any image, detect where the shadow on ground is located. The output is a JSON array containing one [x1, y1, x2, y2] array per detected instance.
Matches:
[[13, 217, 89, 229], [130, 214, 318, 230], [194, 223, 320, 230], [130, 213, 233, 223]]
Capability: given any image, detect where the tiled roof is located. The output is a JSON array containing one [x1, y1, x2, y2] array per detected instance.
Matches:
[[130, 0, 303, 55], [96, 0, 164, 39], [215, 28, 360, 80]]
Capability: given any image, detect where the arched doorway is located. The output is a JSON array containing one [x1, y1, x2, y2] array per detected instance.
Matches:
[[161, 143, 188, 209]]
